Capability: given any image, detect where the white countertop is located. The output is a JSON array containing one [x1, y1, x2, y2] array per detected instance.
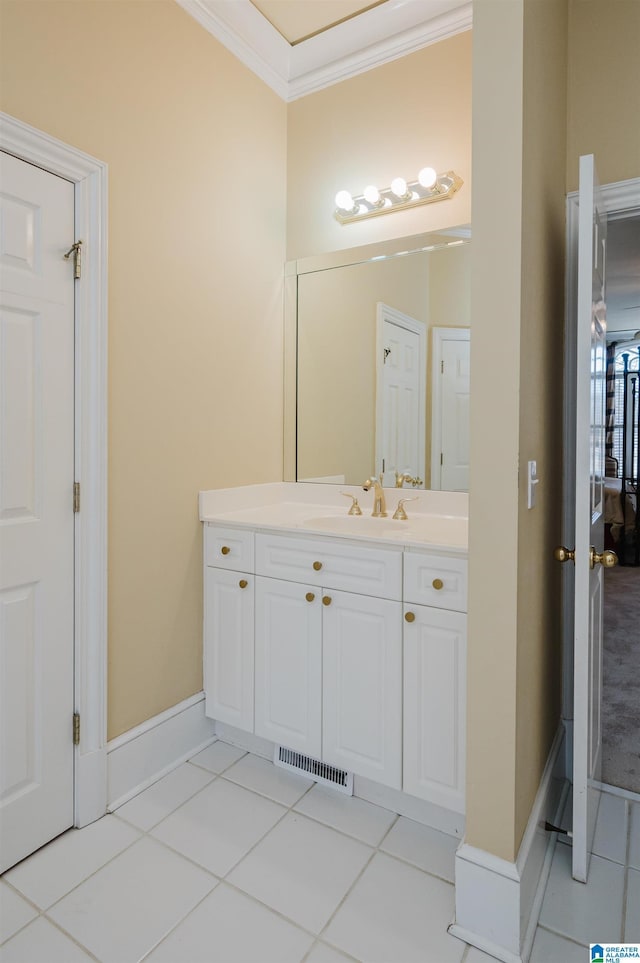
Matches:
[[199, 483, 468, 554]]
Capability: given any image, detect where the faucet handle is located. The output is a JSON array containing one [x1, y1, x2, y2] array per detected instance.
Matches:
[[393, 496, 418, 520], [341, 492, 362, 515]]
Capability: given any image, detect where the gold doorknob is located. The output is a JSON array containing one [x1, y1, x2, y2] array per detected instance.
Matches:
[[313, 561, 323, 571], [322, 596, 332, 606], [554, 546, 575, 563], [221, 546, 231, 555], [432, 578, 444, 590], [590, 547, 618, 569], [405, 611, 415, 623], [305, 592, 315, 602], [239, 579, 248, 589]]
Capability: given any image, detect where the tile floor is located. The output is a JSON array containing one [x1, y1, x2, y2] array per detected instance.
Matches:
[[1, 739, 638, 963]]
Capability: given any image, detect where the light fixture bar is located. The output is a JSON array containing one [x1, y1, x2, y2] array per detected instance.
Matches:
[[334, 170, 463, 224]]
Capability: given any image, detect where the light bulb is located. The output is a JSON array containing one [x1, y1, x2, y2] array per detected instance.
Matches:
[[390, 177, 408, 199], [335, 190, 354, 212], [363, 185, 381, 205], [418, 167, 437, 189]]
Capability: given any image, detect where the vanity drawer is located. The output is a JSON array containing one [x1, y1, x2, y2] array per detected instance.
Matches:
[[255, 533, 402, 601], [403, 552, 467, 612], [205, 525, 254, 572]]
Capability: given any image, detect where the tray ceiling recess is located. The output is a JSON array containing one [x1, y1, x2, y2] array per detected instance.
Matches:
[[176, 0, 472, 101]]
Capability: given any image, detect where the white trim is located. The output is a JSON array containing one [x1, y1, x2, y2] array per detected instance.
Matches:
[[431, 326, 470, 490], [0, 112, 108, 829], [212, 721, 466, 837], [176, 0, 472, 102], [375, 303, 427, 487], [107, 692, 216, 810], [594, 780, 640, 804], [451, 725, 567, 963]]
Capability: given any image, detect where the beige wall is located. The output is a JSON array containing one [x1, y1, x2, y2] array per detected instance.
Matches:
[[567, 0, 640, 190], [466, 0, 567, 862], [286, 33, 472, 260], [515, 0, 567, 851], [0, 0, 287, 739]]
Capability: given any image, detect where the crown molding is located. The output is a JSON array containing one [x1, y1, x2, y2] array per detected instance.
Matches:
[[176, 0, 472, 102]]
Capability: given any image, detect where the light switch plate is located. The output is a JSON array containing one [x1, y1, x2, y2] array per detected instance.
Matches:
[[527, 460, 539, 509]]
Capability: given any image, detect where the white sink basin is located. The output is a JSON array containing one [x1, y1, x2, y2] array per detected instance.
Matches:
[[300, 514, 412, 536], [299, 512, 468, 547]]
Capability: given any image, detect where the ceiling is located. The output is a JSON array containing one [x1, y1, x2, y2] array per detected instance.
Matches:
[[250, 0, 384, 44], [176, 0, 472, 101]]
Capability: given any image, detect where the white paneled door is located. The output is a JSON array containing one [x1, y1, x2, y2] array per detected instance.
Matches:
[[571, 154, 611, 883], [431, 329, 470, 491], [0, 151, 75, 872], [376, 304, 426, 487]]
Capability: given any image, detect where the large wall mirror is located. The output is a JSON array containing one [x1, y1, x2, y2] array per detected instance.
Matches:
[[283, 227, 471, 492]]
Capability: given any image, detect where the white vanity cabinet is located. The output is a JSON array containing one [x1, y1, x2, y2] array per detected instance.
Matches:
[[203, 528, 255, 733], [402, 552, 467, 813], [255, 533, 403, 790], [202, 519, 467, 810]]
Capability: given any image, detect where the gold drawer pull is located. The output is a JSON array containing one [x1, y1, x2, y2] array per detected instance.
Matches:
[[322, 595, 332, 606], [405, 611, 415, 623], [313, 561, 323, 571], [305, 592, 315, 602], [432, 578, 444, 590], [221, 546, 231, 555], [239, 579, 248, 589]]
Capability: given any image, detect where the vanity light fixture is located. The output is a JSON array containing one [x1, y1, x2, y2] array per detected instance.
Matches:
[[334, 168, 463, 224]]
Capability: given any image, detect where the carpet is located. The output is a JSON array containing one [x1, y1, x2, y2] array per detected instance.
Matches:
[[601, 564, 640, 794]]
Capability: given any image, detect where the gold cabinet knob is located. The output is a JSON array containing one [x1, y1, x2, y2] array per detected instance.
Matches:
[[322, 595, 332, 606], [305, 592, 315, 602], [554, 546, 575, 563], [239, 579, 248, 589], [432, 578, 444, 590], [313, 561, 323, 571], [221, 546, 231, 555], [405, 611, 415, 623], [590, 547, 618, 569]]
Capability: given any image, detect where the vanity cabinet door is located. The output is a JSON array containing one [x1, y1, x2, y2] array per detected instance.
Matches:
[[403, 605, 466, 813], [322, 591, 402, 789], [254, 577, 322, 758], [204, 568, 254, 733]]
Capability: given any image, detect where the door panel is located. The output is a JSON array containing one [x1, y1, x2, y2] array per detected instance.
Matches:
[[572, 153, 608, 882], [0, 151, 75, 872], [255, 576, 322, 757], [376, 304, 426, 486], [322, 590, 402, 788]]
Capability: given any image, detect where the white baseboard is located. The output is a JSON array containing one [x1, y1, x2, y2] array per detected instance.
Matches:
[[213, 722, 465, 837], [107, 693, 216, 810], [450, 724, 567, 963]]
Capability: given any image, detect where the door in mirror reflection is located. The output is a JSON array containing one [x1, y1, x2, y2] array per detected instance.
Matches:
[[376, 303, 426, 487], [431, 328, 470, 491]]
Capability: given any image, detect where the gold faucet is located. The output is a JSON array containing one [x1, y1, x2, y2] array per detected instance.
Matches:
[[395, 470, 423, 488], [363, 475, 387, 517]]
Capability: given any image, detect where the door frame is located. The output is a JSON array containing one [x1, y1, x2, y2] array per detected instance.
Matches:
[[561, 175, 640, 773], [430, 326, 470, 490], [375, 302, 426, 483], [1, 112, 108, 827]]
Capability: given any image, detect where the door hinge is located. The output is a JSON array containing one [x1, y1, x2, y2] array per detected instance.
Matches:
[[63, 240, 82, 279], [73, 713, 80, 746], [73, 482, 80, 513], [440, 453, 444, 466], [441, 360, 444, 374]]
